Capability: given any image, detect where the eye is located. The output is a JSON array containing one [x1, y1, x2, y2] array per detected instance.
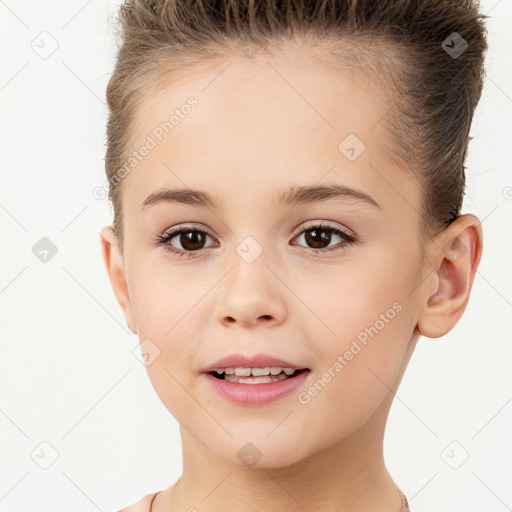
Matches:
[[155, 225, 217, 259], [155, 222, 357, 259], [291, 222, 356, 256]]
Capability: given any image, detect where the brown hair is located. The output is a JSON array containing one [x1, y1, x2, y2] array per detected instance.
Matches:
[[105, 0, 488, 257]]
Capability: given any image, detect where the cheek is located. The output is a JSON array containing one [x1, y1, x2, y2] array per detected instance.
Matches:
[[293, 302, 413, 446], [294, 248, 416, 345], [127, 264, 205, 400], [128, 259, 203, 335], [291, 253, 418, 418]]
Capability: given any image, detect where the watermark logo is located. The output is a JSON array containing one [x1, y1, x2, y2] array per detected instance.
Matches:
[[441, 32, 468, 59], [31, 31, 59, 59], [440, 440, 469, 469], [32, 237, 58, 263], [30, 441, 59, 469], [237, 441, 262, 467], [133, 338, 161, 366], [236, 236, 264, 264], [338, 133, 366, 161], [240, 45, 261, 58]]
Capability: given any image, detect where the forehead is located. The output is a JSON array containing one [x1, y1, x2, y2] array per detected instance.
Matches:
[[122, 44, 419, 217], [129, 41, 392, 145]]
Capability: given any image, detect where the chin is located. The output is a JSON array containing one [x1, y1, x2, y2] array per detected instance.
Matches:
[[207, 435, 310, 470]]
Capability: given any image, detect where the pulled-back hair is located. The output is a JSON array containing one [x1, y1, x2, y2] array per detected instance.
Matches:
[[105, 0, 488, 256]]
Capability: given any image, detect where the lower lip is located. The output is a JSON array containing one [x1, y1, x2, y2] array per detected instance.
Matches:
[[203, 370, 310, 406]]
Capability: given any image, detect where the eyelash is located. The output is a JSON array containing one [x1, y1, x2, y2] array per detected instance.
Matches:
[[155, 222, 357, 259]]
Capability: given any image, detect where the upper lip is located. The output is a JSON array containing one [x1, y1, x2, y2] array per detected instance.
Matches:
[[203, 353, 309, 373]]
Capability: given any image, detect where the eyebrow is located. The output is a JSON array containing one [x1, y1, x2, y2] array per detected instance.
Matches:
[[141, 184, 381, 211]]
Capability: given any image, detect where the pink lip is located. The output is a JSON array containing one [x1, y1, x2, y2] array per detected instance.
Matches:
[[204, 369, 310, 406], [202, 353, 308, 373]]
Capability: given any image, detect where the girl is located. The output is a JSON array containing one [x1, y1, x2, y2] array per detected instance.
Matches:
[[100, 1, 487, 510]]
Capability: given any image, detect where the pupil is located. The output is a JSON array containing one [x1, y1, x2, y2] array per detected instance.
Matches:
[[305, 228, 331, 249], [181, 231, 204, 250]]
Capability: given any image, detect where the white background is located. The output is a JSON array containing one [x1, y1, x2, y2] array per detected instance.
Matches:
[[0, 1, 511, 511]]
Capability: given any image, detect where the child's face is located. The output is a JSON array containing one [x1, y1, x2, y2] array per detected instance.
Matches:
[[107, 46, 433, 466]]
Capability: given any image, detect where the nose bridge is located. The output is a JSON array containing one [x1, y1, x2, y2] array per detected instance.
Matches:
[[215, 234, 286, 327]]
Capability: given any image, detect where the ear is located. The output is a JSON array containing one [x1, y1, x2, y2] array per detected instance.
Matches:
[[417, 214, 483, 338], [99, 226, 137, 334]]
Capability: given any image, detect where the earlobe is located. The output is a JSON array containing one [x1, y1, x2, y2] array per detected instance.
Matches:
[[99, 226, 137, 334], [417, 214, 483, 338]]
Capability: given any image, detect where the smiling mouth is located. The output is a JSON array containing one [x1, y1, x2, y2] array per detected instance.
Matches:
[[210, 368, 309, 384]]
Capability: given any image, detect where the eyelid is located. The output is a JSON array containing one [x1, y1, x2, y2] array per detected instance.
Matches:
[[162, 223, 215, 237], [291, 220, 354, 239]]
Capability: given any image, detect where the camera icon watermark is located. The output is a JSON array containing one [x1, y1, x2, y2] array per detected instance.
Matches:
[[338, 133, 366, 162], [31, 441, 59, 469], [440, 440, 469, 469], [32, 237, 58, 263], [133, 338, 161, 366], [236, 236, 263, 264], [441, 32, 468, 59], [240, 45, 260, 58], [31, 31, 59, 59], [237, 442, 262, 467]]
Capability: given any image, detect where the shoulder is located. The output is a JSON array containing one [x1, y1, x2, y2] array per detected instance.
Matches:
[[117, 491, 160, 512]]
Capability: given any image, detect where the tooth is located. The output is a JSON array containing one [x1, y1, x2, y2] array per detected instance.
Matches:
[[234, 367, 251, 376], [214, 366, 297, 376], [251, 367, 271, 376], [224, 373, 290, 384]]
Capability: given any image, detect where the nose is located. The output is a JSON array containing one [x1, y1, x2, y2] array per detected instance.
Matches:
[[216, 257, 287, 328]]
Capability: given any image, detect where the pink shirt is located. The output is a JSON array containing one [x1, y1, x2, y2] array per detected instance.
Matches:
[[118, 491, 160, 512]]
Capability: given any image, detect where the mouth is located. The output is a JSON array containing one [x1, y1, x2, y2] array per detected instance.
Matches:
[[208, 367, 310, 384], [203, 364, 311, 405]]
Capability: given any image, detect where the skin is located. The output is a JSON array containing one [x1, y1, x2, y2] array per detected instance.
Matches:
[[100, 42, 483, 512]]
